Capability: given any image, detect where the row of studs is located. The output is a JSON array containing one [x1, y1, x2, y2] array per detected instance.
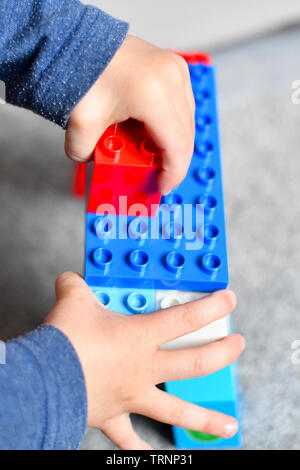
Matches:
[[92, 215, 219, 250], [91, 247, 221, 278], [92, 288, 150, 314]]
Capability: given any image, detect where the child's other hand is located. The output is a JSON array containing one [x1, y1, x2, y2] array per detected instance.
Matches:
[[65, 35, 195, 195], [45, 272, 245, 450]]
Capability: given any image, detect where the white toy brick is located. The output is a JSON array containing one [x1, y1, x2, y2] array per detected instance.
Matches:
[[155, 290, 229, 350]]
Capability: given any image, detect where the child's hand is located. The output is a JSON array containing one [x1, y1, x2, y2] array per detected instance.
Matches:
[[65, 35, 195, 195], [45, 272, 245, 450]]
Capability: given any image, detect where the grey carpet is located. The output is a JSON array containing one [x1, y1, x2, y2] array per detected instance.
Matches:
[[0, 26, 300, 450]]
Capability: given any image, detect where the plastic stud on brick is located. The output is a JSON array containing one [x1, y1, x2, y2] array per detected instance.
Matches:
[[90, 285, 155, 316], [87, 119, 161, 217]]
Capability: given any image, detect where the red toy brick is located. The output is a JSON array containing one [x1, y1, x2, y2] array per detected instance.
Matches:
[[87, 119, 161, 216], [72, 162, 86, 198], [177, 51, 212, 66]]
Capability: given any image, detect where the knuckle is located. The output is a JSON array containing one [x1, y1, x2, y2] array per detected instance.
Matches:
[[191, 353, 208, 376], [141, 73, 164, 95], [122, 389, 139, 408], [182, 304, 199, 331], [163, 55, 185, 83], [68, 111, 108, 135], [69, 106, 95, 127], [202, 414, 218, 435], [67, 287, 83, 299], [139, 55, 187, 96], [56, 271, 74, 285], [169, 404, 185, 424], [66, 113, 86, 133], [65, 148, 85, 163]]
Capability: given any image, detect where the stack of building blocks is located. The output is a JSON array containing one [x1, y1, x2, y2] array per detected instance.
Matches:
[[84, 52, 241, 449]]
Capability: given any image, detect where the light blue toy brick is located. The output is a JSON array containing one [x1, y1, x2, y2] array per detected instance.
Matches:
[[165, 364, 241, 449], [166, 365, 237, 403], [90, 285, 155, 316], [84, 64, 228, 292]]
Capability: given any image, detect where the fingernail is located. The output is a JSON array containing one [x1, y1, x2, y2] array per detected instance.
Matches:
[[227, 290, 236, 305], [224, 422, 238, 437], [211, 289, 236, 305], [240, 336, 246, 351]]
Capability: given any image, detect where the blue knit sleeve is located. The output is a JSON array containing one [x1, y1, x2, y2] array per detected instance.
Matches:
[[0, 0, 129, 127], [0, 325, 87, 450]]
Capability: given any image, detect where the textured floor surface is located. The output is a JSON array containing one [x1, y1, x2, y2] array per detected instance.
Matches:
[[0, 26, 300, 450]]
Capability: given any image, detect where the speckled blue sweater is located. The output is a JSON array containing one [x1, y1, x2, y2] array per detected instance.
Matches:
[[0, 0, 129, 450], [0, 0, 128, 127]]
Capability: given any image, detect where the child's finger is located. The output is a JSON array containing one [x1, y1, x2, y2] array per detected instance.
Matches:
[[155, 334, 245, 384], [101, 414, 153, 450], [55, 271, 93, 301], [65, 115, 113, 163], [139, 388, 238, 439], [142, 290, 236, 346], [141, 99, 194, 195]]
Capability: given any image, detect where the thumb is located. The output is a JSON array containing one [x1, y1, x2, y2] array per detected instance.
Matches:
[[64, 72, 116, 163], [64, 118, 112, 163], [55, 271, 90, 301]]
